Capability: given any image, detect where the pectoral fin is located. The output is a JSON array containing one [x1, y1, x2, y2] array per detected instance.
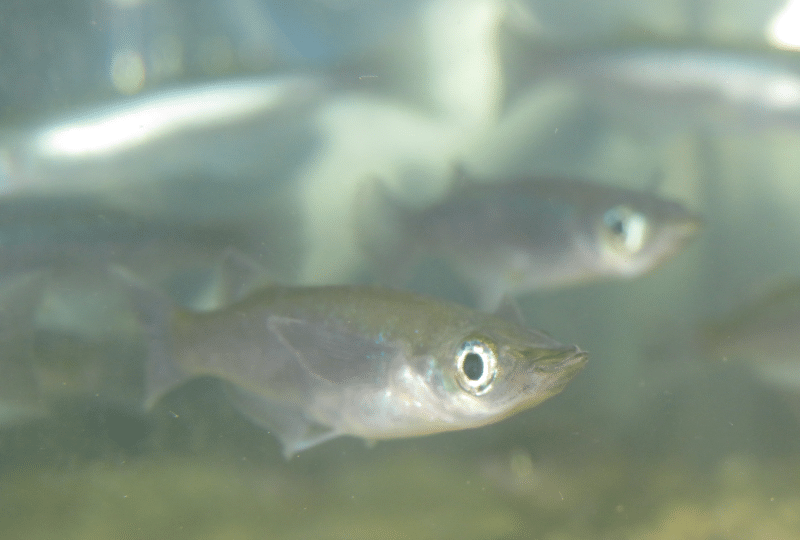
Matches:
[[267, 315, 398, 385], [224, 382, 342, 459]]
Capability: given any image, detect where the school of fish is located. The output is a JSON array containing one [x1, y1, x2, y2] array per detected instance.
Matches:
[[12, 1, 783, 458]]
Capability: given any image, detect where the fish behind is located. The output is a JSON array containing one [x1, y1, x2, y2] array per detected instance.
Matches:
[[501, 39, 800, 135], [122, 277, 587, 458], [703, 282, 800, 392], [357, 174, 701, 309], [0, 193, 256, 282]]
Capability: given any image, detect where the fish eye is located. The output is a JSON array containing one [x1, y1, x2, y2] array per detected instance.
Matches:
[[602, 205, 648, 253], [455, 339, 497, 395]]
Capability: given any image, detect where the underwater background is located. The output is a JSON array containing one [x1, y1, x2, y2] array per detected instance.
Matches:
[[3, 0, 800, 538]]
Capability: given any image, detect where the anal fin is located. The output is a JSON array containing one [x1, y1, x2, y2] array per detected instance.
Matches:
[[224, 382, 342, 459]]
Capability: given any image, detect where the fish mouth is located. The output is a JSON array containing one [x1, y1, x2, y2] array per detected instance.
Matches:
[[515, 346, 588, 403], [560, 347, 589, 376], [539, 347, 589, 396], [530, 345, 589, 376]]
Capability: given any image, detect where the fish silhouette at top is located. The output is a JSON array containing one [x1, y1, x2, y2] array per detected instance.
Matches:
[[358, 174, 701, 309], [123, 272, 587, 458]]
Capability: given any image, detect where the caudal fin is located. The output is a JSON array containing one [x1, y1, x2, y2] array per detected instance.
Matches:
[[111, 266, 187, 410]]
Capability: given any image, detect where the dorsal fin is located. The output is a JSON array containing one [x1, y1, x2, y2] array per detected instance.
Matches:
[[218, 249, 273, 301], [201, 249, 273, 309], [449, 161, 476, 191], [493, 295, 527, 326]]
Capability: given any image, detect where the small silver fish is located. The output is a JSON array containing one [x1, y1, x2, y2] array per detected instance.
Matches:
[[357, 175, 701, 309], [125, 279, 587, 457]]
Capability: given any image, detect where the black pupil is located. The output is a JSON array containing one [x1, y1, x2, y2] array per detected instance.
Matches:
[[610, 216, 625, 235], [462, 352, 484, 381]]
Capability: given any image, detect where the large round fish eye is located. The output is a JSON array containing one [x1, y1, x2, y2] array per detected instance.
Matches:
[[455, 339, 498, 395], [602, 205, 648, 254]]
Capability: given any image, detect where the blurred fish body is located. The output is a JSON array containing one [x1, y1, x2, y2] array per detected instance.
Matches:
[[589, 48, 800, 130], [35, 81, 306, 158], [128, 281, 587, 457], [0, 193, 279, 339], [703, 282, 800, 392], [1, 75, 321, 193], [503, 41, 800, 133], [0, 194, 254, 281], [358, 176, 701, 309]]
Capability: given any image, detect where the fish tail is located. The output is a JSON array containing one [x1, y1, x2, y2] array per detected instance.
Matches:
[[353, 178, 418, 285], [112, 266, 186, 410]]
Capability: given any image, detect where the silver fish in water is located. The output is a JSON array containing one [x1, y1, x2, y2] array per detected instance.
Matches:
[[126, 279, 587, 457], [358, 175, 701, 309]]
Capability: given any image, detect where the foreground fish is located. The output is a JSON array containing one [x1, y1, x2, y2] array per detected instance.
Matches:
[[126, 280, 587, 457], [358, 175, 701, 309]]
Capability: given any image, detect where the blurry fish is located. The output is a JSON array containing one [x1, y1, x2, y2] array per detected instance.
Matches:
[[0, 75, 321, 194], [0, 193, 257, 285], [502, 40, 800, 134], [123, 276, 587, 457], [357, 174, 701, 309], [0, 193, 293, 338], [703, 282, 800, 392]]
